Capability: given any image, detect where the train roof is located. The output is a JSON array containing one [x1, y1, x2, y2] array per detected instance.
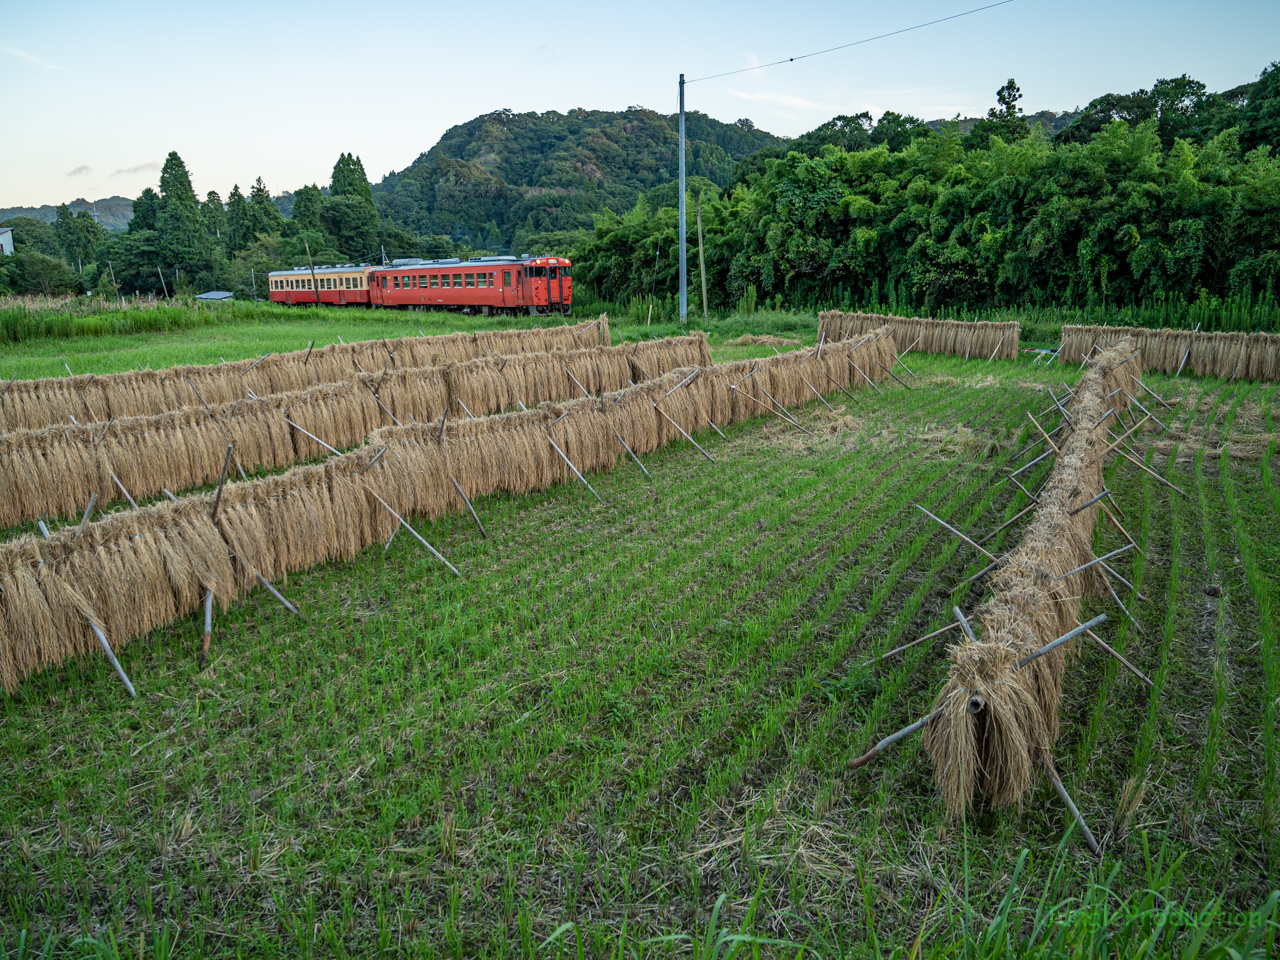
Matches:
[[267, 263, 369, 276], [371, 254, 570, 271]]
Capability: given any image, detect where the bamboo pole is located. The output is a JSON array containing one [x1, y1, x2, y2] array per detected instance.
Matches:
[[1052, 544, 1134, 581], [1077, 619, 1152, 686], [77, 493, 98, 535], [915, 504, 1000, 563], [1131, 375, 1174, 410], [611, 429, 650, 477], [953, 606, 978, 642], [977, 502, 1038, 545], [365, 487, 462, 576], [1124, 393, 1168, 433], [986, 334, 1005, 364], [89, 620, 137, 698], [1068, 488, 1111, 516], [209, 445, 234, 524], [254, 572, 301, 614], [1109, 442, 1189, 497], [110, 472, 139, 510], [285, 417, 340, 456], [1045, 763, 1100, 855], [1026, 412, 1061, 455], [1016, 615, 1107, 668], [547, 434, 605, 501], [653, 404, 716, 461], [450, 476, 488, 538], [862, 621, 961, 667], [801, 375, 836, 413], [821, 369, 856, 402], [707, 419, 727, 440], [1090, 414, 1152, 464], [846, 708, 942, 770], [200, 589, 213, 668], [849, 359, 883, 396], [869, 355, 910, 390], [1100, 503, 1143, 556]]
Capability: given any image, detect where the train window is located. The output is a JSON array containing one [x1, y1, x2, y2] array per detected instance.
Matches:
[[561, 265, 572, 277], [431, 275, 440, 288], [548, 268, 558, 280], [419, 275, 427, 287], [476, 274, 486, 288], [503, 271, 511, 287], [381, 277, 387, 289], [393, 276, 400, 289], [453, 273, 462, 287], [464, 273, 475, 288], [536, 266, 548, 278]]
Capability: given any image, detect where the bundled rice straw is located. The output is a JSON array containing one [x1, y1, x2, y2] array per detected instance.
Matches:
[[0, 331, 894, 692], [921, 338, 1142, 817], [0, 317, 611, 432], [0, 336, 706, 527], [819, 311, 1019, 361], [1058, 324, 1280, 381]]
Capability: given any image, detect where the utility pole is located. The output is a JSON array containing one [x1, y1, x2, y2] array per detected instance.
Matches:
[[678, 73, 687, 325]]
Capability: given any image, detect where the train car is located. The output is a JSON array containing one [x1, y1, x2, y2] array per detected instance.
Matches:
[[368, 254, 572, 316], [268, 264, 373, 306]]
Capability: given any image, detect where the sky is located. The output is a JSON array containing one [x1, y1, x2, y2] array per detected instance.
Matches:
[[2, 0, 1276, 208]]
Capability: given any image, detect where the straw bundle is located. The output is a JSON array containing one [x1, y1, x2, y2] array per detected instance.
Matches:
[[1058, 325, 1280, 381], [922, 338, 1142, 818], [0, 329, 893, 693], [819, 311, 1019, 360], [0, 335, 702, 527], [0, 318, 611, 432]]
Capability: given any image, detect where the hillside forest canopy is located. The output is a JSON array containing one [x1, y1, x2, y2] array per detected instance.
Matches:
[[1, 61, 1277, 316]]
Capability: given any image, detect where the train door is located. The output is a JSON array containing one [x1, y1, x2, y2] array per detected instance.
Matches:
[[547, 264, 562, 309]]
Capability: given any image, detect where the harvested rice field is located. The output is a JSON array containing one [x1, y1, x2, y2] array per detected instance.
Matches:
[[2, 332, 1279, 957]]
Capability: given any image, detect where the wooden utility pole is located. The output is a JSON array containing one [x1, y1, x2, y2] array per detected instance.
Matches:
[[696, 195, 708, 319]]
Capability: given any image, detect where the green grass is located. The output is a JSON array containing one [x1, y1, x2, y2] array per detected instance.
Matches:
[[2, 335, 1279, 955]]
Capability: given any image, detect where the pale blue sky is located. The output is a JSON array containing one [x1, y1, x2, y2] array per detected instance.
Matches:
[[2, 0, 1276, 208]]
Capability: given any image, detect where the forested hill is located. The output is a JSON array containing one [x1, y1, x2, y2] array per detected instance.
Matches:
[[0, 196, 134, 233], [371, 108, 782, 253]]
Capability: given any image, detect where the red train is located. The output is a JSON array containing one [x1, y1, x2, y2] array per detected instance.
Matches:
[[267, 254, 573, 316]]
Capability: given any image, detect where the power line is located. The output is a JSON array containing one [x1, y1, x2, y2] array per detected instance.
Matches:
[[686, 0, 1016, 84]]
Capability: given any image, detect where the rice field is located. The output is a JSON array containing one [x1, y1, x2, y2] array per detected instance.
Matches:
[[1, 334, 1279, 957]]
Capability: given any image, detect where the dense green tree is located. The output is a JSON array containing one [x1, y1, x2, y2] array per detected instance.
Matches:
[[158, 151, 198, 206], [1240, 62, 1280, 152], [289, 185, 325, 234], [225, 185, 250, 251], [203, 190, 227, 240], [247, 177, 285, 239], [0, 217, 62, 257], [6, 249, 80, 296], [869, 111, 934, 152], [129, 188, 161, 233], [322, 194, 380, 259], [964, 79, 1029, 150], [330, 153, 374, 205]]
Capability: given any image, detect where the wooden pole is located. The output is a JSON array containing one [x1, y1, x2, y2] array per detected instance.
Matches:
[[611, 429, 650, 477], [157, 267, 169, 299], [1078, 619, 1152, 686], [707, 419, 727, 439], [986, 334, 1005, 364], [304, 239, 322, 307], [450, 476, 488, 538], [977, 502, 1038, 545], [365, 487, 461, 576]]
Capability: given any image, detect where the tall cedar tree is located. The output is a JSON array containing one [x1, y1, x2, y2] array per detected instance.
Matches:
[[156, 151, 209, 276], [203, 190, 227, 240]]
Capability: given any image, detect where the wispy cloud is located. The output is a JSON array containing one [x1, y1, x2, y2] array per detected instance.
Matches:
[[67, 165, 92, 177], [111, 161, 161, 176], [4, 46, 57, 69], [727, 88, 822, 110]]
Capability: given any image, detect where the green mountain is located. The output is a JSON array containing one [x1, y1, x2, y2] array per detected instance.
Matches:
[[0, 196, 133, 233], [371, 107, 783, 253]]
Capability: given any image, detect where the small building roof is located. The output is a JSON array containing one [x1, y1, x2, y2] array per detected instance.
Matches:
[[196, 290, 234, 301]]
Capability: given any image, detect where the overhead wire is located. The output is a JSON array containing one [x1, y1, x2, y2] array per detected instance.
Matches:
[[686, 0, 1017, 84]]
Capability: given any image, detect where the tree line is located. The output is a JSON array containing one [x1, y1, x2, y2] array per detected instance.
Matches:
[[0, 153, 466, 299], [573, 64, 1280, 318]]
